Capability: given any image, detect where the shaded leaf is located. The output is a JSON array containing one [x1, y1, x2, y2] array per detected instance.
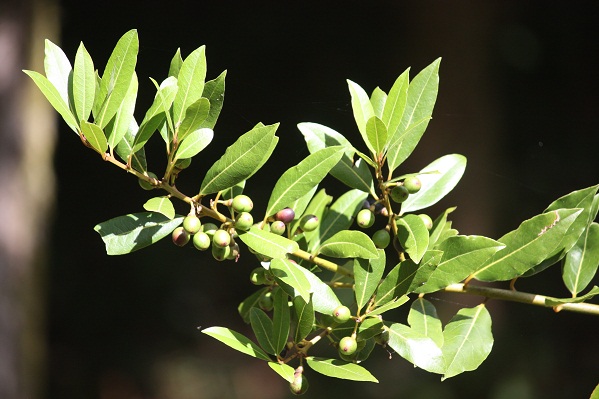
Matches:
[[250, 308, 276, 355], [200, 70, 226, 130], [318, 230, 378, 259], [115, 119, 147, 172], [306, 357, 378, 382], [177, 97, 210, 141], [272, 288, 290, 353], [143, 196, 175, 219], [367, 295, 409, 317], [357, 318, 384, 341], [545, 286, 599, 306], [293, 295, 315, 342], [429, 207, 456, 247], [238, 287, 268, 324], [202, 326, 271, 361], [562, 222, 599, 295]]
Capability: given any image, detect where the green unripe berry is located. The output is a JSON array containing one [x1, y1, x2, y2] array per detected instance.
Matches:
[[299, 214, 319, 232], [289, 374, 309, 395], [212, 244, 231, 261], [259, 292, 274, 311], [232, 194, 253, 213], [418, 213, 434, 230], [390, 185, 410, 203], [175, 157, 192, 170], [192, 231, 211, 251], [138, 172, 158, 190], [212, 229, 231, 248], [372, 229, 391, 249], [276, 207, 295, 224], [270, 220, 286, 235], [356, 209, 375, 229], [403, 176, 422, 194], [202, 223, 219, 237], [183, 214, 202, 234], [338, 336, 358, 356], [171, 227, 190, 247], [249, 267, 267, 285], [235, 212, 253, 231], [332, 305, 352, 323]]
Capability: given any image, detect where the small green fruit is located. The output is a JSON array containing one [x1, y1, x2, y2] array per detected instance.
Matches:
[[276, 207, 295, 224], [202, 223, 219, 237], [235, 212, 253, 231], [403, 176, 422, 194], [212, 229, 231, 248], [390, 185, 410, 203], [249, 267, 267, 285], [232, 194, 253, 213], [418, 213, 434, 230], [289, 374, 309, 395], [212, 245, 231, 261], [259, 292, 274, 311], [338, 336, 358, 356], [356, 209, 375, 229], [372, 229, 391, 249], [192, 231, 211, 251], [183, 214, 202, 234], [171, 227, 190, 247], [332, 305, 352, 323], [270, 220, 286, 235], [138, 172, 158, 190], [299, 214, 319, 232]]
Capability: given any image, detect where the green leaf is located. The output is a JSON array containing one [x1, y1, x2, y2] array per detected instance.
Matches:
[[106, 72, 138, 151], [429, 207, 457, 247], [298, 122, 374, 193], [292, 295, 315, 342], [356, 318, 384, 341], [401, 154, 467, 213], [267, 362, 295, 383], [94, 212, 183, 255], [442, 304, 493, 380], [416, 235, 504, 293], [238, 287, 268, 324], [168, 48, 183, 78], [142, 196, 175, 219], [115, 119, 147, 172], [370, 87, 387, 118], [23, 70, 78, 133], [80, 121, 107, 154], [265, 146, 345, 217], [396, 214, 430, 263], [173, 46, 207, 126], [293, 189, 333, 241], [72, 42, 95, 123], [382, 68, 410, 143], [365, 116, 387, 155], [354, 250, 386, 311], [367, 295, 409, 317], [562, 222, 599, 296], [347, 80, 376, 155], [318, 230, 379, 259], [250, 308, 276, 355], [272, 288, 290, 353], [238, 227, 299, 259], [201, 326, 271, 361], [200, 123, 278, 195], [200, 70, 226, 130], [177, 97, 210, 142], [545, 286, 599, 306], [387, 323, 444, 374], [270, 258, 311, 303], [288, 186, 318, 225], [306, 357, 378, 382], [44, 39, 72, 107], [408, 298, 443, 347], [387, 58, 441, 172], [173, 128, 213, 161], [95, 29, 138, 128], [472, 208, 583, 281], [295, 267, 341, 314]]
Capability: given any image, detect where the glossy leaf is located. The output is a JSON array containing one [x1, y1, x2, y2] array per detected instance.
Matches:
[[416, 235, 504, 293], [370, 86, 387, 118], [387, 323, 444, 374], [288, 186, 318, 224], [173, 128, 213, 161], [356, 318, 384, 341], [106, 72, 138, 151], [142, 196, 175, 219], [80, 121, 107, 154], [408, 298, 443, 347], [272, 288, 290, 353], [318, 230, 379, 259], [238, 287, 268, 324], [367, 295, 409, 317], [173, 46, 206, 126], [250, 308, 276, 355], [268, 362, 295, 383], [387, 58, 441, 172], [396, 214, 430, 263], [201, 326, 271, 361], [442, 304, 493, 380], [270, 258, 311, 303], [115, 119, 147, 172], [201, 70, 226, 130], [354, 250, 386, 311], [306, 357, 378, 383], [95, 29, 138, 128], [365, 116, 387, 155], [23, 70, 79, 133], [44, 39, 72, 107], [292, 189, 332, 240], [177, 97, 210, 141], [72, 42, 95, 123], [347, 80, 376, 155], [545, 286, 599, 306], [238, 227, 299, 259], [94, 212, 183, 255], [473, 208, 583, 281], [265, 146, 344, 217], [200, 123, 278, 195], [382, 68, 410, 142], [294, 266, 341, 314], [292, 295, 315, 342], [562, 222, 599, 295], [168, 48, 183, 77], [429, 207, 456, 247]]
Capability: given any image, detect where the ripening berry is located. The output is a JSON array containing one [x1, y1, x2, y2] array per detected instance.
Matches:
[[403, 176, 422, 194], [338, 336, 358, 356], [275, 207, 295, 224], [332, 305, 352, 323], [171, 227, 190, 247], [418, 213, 434, 230], [183, 214, 202, 234], [356, 209, 375, 229], [212, 229, 231, 248], [235, 212, 253, 231], [227, 242, 240, 260], [299, 214, 319, 232], [270, 220, 286, 235], [390, 185, 410, 203], [289, 374, 309, 395], [232, 194, 253, 213], [192, 231, 211, 251], [138, 172, 158, 190], [372, 229, 391, 249]]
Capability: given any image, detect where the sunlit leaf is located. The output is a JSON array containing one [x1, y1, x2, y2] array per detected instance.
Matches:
[[306, 357, 378, 382], [44, 39, 72, 107], [292, 295, 315, 342], [370, 86, 387, 118], [365, 115, 387, 155], [347, 80, 376, 155], [268, 362, 295, 383], [408, 298, 443, 347], [562, 222, 599, 295], [201, 70, 226, 130], [177, 97, 210, 141], [238, 227, 299, 259], [382, 68, 410, 144], [396, 214, 430, 263], [202, 326, 271, 361], [106, 73, 138, 151], [387, 323, 444, 374], [80, 121, 107, 154], [173, 46, 206, 127], [354, 250, 386, 311], [174, 128, 213, 161], [270, 258, 311, 303], [143, 196, 175, 219], [272, 288, 290, 353], [318, 230, 378, 259], [72, 42, 95, 123]]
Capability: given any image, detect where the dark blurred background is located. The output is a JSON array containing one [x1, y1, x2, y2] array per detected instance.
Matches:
[[1, 1, 599, 398]]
